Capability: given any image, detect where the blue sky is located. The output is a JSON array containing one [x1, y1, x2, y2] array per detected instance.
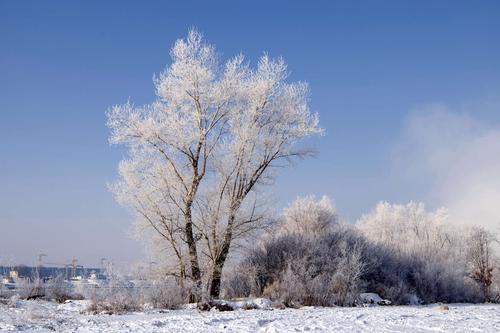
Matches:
[[1, 1, 500, 266]]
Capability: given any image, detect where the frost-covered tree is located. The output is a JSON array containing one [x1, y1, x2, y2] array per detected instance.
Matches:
[[357, 201, 481, 303], [108, 30, 237, 293], [466, 226, 497, 301], [357, 201, 453, 259], [107, 29, 322, 298], [280, 195, 337, 236], [202, 54, 323, 297]]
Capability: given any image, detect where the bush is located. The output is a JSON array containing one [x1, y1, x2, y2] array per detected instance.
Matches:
[[226, 225, 368, 306], [85, 275, 186, 314], [358, 202, 484, 304], [86, 285, 141, 315], [0, 282, 10, 299], [46, 275, 84, 303], [226, 222, 483, 306], [138, 276, 186, 309], [14, 277, 45, 300]]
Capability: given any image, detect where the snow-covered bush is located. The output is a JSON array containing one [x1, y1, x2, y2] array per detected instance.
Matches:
[[86, 271, 186, 314], [358, 201, 483, 304], [86, 276, 141, 314], [138, 276, 186, 309], [226, 198, 485, 306], [87, 288, 141, 314], [222, 265, 259, 300], [228, 224, 368, 306], [45, 275, 83, 303], [14, 277, 45, 300], [224, 196, 365, 306]]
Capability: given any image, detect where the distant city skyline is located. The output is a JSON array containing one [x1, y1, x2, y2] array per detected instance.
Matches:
[[1, 1, 500, 266]]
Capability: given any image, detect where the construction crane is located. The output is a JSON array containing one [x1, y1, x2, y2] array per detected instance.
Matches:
[[38, 254, 47, 266], [29, 256, 93, 281], [36, 253, 47, 278], [71, 258, 78, 279]]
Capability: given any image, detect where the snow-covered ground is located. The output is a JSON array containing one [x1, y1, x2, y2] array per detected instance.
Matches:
[[1, 299, 499, 332]]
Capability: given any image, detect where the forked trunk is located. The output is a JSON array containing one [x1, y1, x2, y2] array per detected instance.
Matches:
[[209, 213, 236, 298]]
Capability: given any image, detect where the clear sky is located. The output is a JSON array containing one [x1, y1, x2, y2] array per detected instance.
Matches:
[[1, 0, 500, 267]]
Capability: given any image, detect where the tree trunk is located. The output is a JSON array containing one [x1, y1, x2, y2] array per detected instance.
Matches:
[[482, 283, 490, 302], [209, 263, 223, 298], [184, 206, 201, 302], [209, 252, 230, 298], [185, 213, 201, 280], [209, 213, 236, 298], [178, 261, 186, 290]]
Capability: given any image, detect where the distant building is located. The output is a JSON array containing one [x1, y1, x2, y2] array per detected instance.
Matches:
[[9, 270, 18, 279], [0, 266, 104, 281]]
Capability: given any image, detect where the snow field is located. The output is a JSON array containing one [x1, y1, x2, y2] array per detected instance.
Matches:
[[1, 299, 499, 332]]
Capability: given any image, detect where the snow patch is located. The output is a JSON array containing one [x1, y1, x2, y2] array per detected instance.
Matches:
[[359, 293, 392, 305]]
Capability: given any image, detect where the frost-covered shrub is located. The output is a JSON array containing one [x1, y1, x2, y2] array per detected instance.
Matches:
[[362, 246, 481, 304], [87, 288, 141, 314], [262, 264, 308, 307], [86, 277, 141, 314], [86, 274, 186, 314], [358, 201, 483, 304], [139, 276, 186, 309], [223, 267, 256, 299], [46, 275, 83, 303], [226, 199, 485, 306], [228, 225, 368, 306], [231, 229, 481, 306], [0, 282, 8, 299], [14, 277, 45, 300]]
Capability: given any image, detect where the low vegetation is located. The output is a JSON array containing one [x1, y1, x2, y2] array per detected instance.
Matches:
[[223, 197, 499, 307], [2, 198, 498, 313]]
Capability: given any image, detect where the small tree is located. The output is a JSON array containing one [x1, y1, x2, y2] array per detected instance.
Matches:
[[466, 226, 497, 302]]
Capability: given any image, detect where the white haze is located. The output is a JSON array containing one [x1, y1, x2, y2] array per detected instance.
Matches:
[[393, 103, 500, 232]]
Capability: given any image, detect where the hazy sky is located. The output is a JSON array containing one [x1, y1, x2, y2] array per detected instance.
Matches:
[[1, 1, 500, 267]]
